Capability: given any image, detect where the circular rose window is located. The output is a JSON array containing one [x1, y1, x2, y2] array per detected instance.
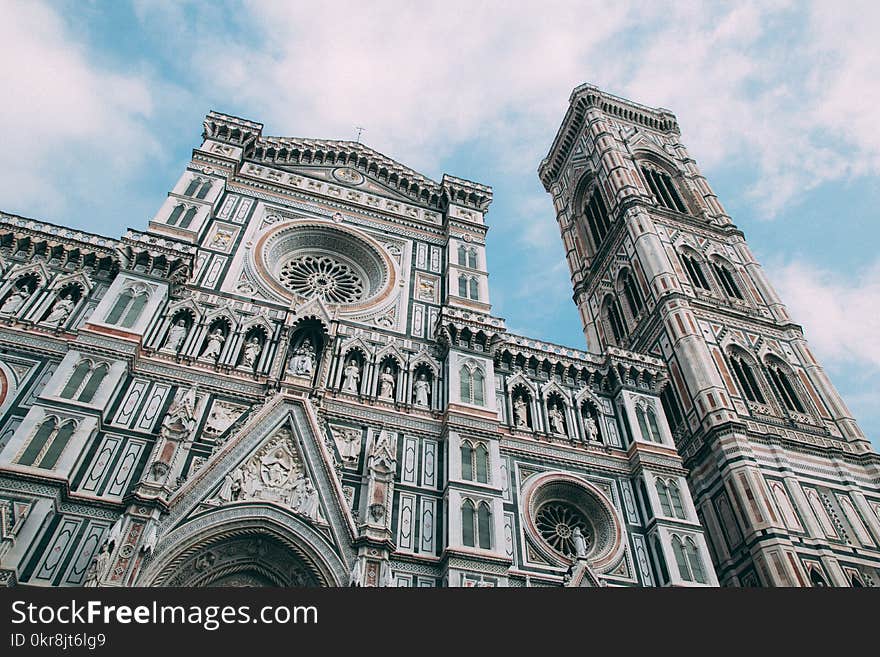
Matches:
[[522, 472, 624, 571], [255, 222, 395, 309]]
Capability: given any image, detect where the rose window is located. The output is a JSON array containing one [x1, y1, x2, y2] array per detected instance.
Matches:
[[278, 254, 365, 303], [535, 501, 592, 557]]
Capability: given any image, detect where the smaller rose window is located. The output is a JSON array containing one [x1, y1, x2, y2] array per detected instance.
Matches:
[[535, 501, 592, 557], [278, 255, 365, 304]]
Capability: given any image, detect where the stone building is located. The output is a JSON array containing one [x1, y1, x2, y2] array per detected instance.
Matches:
[[0, 84, 875, 587]]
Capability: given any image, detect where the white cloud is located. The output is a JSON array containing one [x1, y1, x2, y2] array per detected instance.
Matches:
[[0, 0, 161, 220]]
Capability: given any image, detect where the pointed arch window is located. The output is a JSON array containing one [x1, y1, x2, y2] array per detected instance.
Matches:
[[621, 270, 645, 317], [462, 499, 492, 549], [18, 418, 76, 469], [711, 261, 744, 299], [477, 502, 492, 549], [458, 245, 468, 266], [195, 180, 212, 200], [657, 480, 673, 516], [636, 403, 663, 443], [106, 285, 150, 329], [60, 360, 108, 403], [672, 535, 706, 583], [475, 443, 489, 484], [461, 500, 476, 547], [681, 253, 711, 290], [179, 207, 198, 230], [183, 178, 201, 197], [167, 204, 185, 226], [641, 166, 687, 213], [583, 187, 611, 249], [461, 441, 474, 481], [60, 361, 91, 399], [468, 277, 479, 301], [603, 296, 627, 345], [78, 363, 108, 403], [459, 364, 486, 407], [728, 354, 766, 404], [669, 481, 686, 519], [766, 363, 806, 414], [467, 249, 478, 269], [458, 274, 468, 297]]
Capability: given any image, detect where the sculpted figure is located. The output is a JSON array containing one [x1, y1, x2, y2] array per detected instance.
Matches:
[[298, 480, 321, 522], [84, 543, 111, 587], [548, 402, 566, 435], [413, 373, 430, 407], [513, 395, 528, 429], [572, 526, 588, 558], [342, 359, 360, 393], [201, 328, 225, 360], [44, 293, 74, 326], [1, 287, 30, 314], [164, 319, 188, 352], [289, 338, 315, 376], [242, 336, 262, 368], [585, 415, 599, 443], [379, 366, 395, 400]]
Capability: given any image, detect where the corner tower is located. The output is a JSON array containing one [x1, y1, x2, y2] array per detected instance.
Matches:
[[539, 84, 880, 586]]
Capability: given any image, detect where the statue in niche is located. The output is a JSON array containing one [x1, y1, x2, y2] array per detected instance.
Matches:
[[342, 359, 360, 393], [338, 428, 362, 462], [297, 479, 321, 522], [164, 319, 188, 352], [44, 293, 74, 326], [585, 414, 599, 443], [84, 543, 112, 587], [513, 395, 528, 429], [379, 366, 395, 399], [288, 338, 316, 376], [241, 461, 260, 499], [205, 402, 235, 435], [260, 446, 292, 489], [548, 402, 567, 435], [218, 469, 242, 503], [242, 336, 262, 368], [1, 286, 30, 314], [413, 373, 430, 407], [572, 526, 588, 558], [200, 328, 225, 360]]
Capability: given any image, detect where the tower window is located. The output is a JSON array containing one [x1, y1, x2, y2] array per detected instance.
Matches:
[[728, 355, 766, 404], [712, 262, 744, 299], [672, 535, 706, 583], [641, 166, 687, 213], [461, 500, 492, 549], [603, 295, 627, 345], [583, 187, 611, 249], [766, 363, 806, 414], [459, 364, 486, 406], [620, 270, 645, 317], [17, 418, 77, 469], [681, 253, 711, 291]]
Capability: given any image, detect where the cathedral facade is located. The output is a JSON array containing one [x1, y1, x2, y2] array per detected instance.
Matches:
[[0, 85, 876, 587]]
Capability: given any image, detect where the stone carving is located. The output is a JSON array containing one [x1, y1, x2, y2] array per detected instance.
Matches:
[[348, 557, 365, 587], [413, 373, 430, 407], [288, 338, 316, 376], [1, 287, 30, 314], [200, 328, 225, 360], [379, 366, 395, 400], [44, 294, 74, 326], [242, 336, 262, 368], [585, 415, 599, 443], [572, 526, 588, 558], [210, 228, 234, 249], [332, 426, 362, 464], [418, 279, 435, 301], [105, 516, 124, 550], [204, 401, 237, 436], [342, 359, 360, 393], [164, 319, 188, 352], [513, 395, 528, 429], [548, 402, 566, 436], [141, 523, 158, 555], [84, 543, 111, 587], [150, 385, 198, 480]]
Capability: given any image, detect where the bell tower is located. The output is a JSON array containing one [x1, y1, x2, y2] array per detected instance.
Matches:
[[539, 84, 880, 587]]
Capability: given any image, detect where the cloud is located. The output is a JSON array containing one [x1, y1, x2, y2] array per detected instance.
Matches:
[[0, 1, 162, 222]]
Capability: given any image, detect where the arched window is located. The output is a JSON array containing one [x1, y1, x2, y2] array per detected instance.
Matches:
[[672, 536, 693, 582], [18, 418, 76, 469], [60, 361, 91, 399], [728, 354, 766, 404], [459, 365, 472, 403], [459, 364, 485, 406], [121, 291, 148, 329], [106, 289, 133, 325], [680, 253, 711, 290], [183, 179, 201, 197], [457, 245, 467, 266], [461, 500, 476, 547], [809, 568, 828, 587], [684, 538, 706, 583], [460, 441, 474, 481], [770, 482, 802, 531], [657, 480, 673, 516], [711, 261, 743, 299], [78, 363, 108, 403], [636, 403, 662, 442], [646, 406, 662, 442], [669, 481, 686, 519], [475, 443, 489, 484], [472, 369, 485, 406], [458, 274, 468, 298], [196, 180, 212, 200], [477, 502, 492, 549], [603, 296, 627, 345], [583, 187, 611, 249], [180, 207, 198, 230], [620, 270, 645, 317], [467, 249, 478, 269], [640, 166, 687, 213], [167, 204, 185, 226], [765, 362, 806, 414], [468, 277, 479, 301], [652, 535, 669, 584]]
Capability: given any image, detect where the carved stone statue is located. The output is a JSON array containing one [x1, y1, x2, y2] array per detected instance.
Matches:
[[242, 336, 262, 368], [164, 319, 188, 352], [297, 479, 321, 522], [44, 293, 74, 326], [379, 366, 395, 400], [200, 328, 225, 360], [288, 338, 315, 376], [585, 415, 599, 443], [572, 526, 588, 558], [548, 402, 567, 435], [342, 359, 360, 393], [413, 373, 430, 407], [513, 395, 528, 429], [205, 402, 235, 436], [218, 469, 242, 503], [1, 287, 30, 314], [84, 543, 111, 587], [337, 428, 362, 462], [105, 516, 124, 550], [349, 557, 365, 587], [141, 523, 158, 555]]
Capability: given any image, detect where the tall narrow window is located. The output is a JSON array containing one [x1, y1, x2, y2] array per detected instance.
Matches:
[[60, 361, 91, 399], [477, 503, 492, 549], [660, 386, 684, 434], [641, 167, 687, 213], [459, 366, 472, 403], [657, 480, 673, 516], [18, 418, 57, 466], [468, 277, 479, 301], [458, 245, 468, 266], [458, 274, 468, 298], [646, 407, 662, 442], [183, 179, 201, 197], [684, 538, 706, 583], [604, 297, 627, 345], [121, 291, 148, 329], [167, 205, 185, 226], [583, 187, 611, 248], [40, 421, 75, 469], [180, 207, 198, 229], [766, 364, 806, 413], [636, 406, 651, 443], [475, 444, 489, 484], [728, 355, 766, 404], [681, 254, 711, 290], [461, 442, 474, 481], [472, 369, 485, 406], [712, 262, 743, 299], [78, 364, 108, 403], [461, 500, 476, 547], [672, 536, 692, 581], [621, 271, 644, 317], [196, 180, 212, 200], [106, 289, 133, 325], [669, 482, 686, 519], [467, 249, 478, 269]]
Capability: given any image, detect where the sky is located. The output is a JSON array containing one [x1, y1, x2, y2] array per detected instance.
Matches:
[[1, 0, 878, 448]]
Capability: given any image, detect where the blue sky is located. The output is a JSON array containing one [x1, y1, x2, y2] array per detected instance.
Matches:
[[2, 1, 878, 448]]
